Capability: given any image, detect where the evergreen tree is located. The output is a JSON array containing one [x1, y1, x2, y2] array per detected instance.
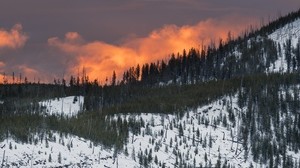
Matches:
[[48, 154, 52, 163], [58, 152, 62, 164], [111, 71, 117, 86]]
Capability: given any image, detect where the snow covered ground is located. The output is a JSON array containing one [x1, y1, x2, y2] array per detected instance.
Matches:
[[269, 18, 300, 48], [110, 95, 253, 167], [268, 18, 300, 73], [39, 96, 84, 117], [2, 96, 139, 168], [4, 17, 300, 165], [1, 94, 249, 168], [2, 90, 300, 167], [2, 14, 300, 168], [0, 131, 137, 167]]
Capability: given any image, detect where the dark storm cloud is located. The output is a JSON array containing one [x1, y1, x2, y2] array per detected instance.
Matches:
[[0, 0, 298, 82]]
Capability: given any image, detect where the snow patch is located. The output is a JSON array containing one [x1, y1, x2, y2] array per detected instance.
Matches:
[[39, 96, 84, 117]]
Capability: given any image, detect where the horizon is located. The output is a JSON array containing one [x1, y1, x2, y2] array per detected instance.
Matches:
[[0, 0, 299, 83]]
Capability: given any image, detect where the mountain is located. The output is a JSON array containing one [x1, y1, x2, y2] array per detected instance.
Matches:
[[120, 8, 300, 86], [1, 9, 300, 168], [268, 17, 300, 73]]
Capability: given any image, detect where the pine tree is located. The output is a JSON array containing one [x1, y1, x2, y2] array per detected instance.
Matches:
[[124, 146, 129, 156], [138, 151, 143, 165], [285, 39, 292, 73], [58, 152, 62, 164], [45, 139, 49, 148], [204, 152, 208, 163], [179, 123, 184, 136], [209, 133, 213, 148], [111, 71, 117, 86], [9, 142, 12, 150], [132, 147, 136, 161], [295, 38, 300, 69], [148, 149, 153, 163], [48, 154, 52, 162]]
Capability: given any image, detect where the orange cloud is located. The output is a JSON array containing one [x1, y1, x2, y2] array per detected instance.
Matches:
[[49, 36, 138, 82], [49, 16, 252, 83], [0, 24, 30, 83], [0, 24, 28, 49]]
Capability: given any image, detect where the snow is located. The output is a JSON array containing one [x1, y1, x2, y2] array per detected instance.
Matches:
[[5, 98, 233, 165], [269, 19, 300, 48], [1, 94, 248, 167], [109, 94, 253, 167], [0, 131, 137, 167], [268, 18, 300, 73], [3, 18, 300, 167], [2, 89, 300, 167], [39, 96, 84, 117]]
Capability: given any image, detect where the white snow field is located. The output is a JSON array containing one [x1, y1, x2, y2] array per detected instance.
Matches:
[[110, 95, 253, 168], [0, 131, 137, 167], [0, 94, 252, 167], [2, 89, 300, 167], [39, 96, 84, 117]]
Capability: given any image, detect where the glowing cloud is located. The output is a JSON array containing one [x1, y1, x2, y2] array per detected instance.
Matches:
[[48, 35, 138, 82], [49, 16, 252, 82], [0, 24, 28, 49], [0, 24, 29, 83]]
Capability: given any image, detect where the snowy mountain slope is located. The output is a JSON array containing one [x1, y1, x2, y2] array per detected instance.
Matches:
[[268, 18, 300, 73], [108, 95, 256, 168], [105, 83, 300, 167], [0, 131, 137, 168], [3, 95, 249, 168], [3, 13, 300, 168], [3, 83, 300, 167], [269, 18, 300, 47], [39, 96, 84, 117]]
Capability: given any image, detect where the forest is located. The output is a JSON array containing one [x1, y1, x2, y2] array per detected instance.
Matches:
[[1, 8, 300, 168]]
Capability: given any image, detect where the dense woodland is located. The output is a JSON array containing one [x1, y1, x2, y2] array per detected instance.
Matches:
[[1, 8, 300, 168]]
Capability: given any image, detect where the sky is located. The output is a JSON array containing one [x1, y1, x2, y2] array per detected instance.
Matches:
[[0, 0, 299, 84]]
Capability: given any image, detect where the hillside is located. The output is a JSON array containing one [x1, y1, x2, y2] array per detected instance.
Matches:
[[268, 17, 300, 73], [2, 75, 300, 167], [1, 94, 249, 167], [1, 9, 300, 168]]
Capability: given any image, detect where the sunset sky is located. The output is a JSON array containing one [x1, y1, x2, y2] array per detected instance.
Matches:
[[0, 0, 299, 83]]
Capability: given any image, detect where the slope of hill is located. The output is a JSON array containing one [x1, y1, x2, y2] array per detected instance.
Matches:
[[268, 18, 300, 73], [3, 80, 300, 167], [2, 9, 300, 168], [0, 131, 137, 167], [0, 93, 250, 167]]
